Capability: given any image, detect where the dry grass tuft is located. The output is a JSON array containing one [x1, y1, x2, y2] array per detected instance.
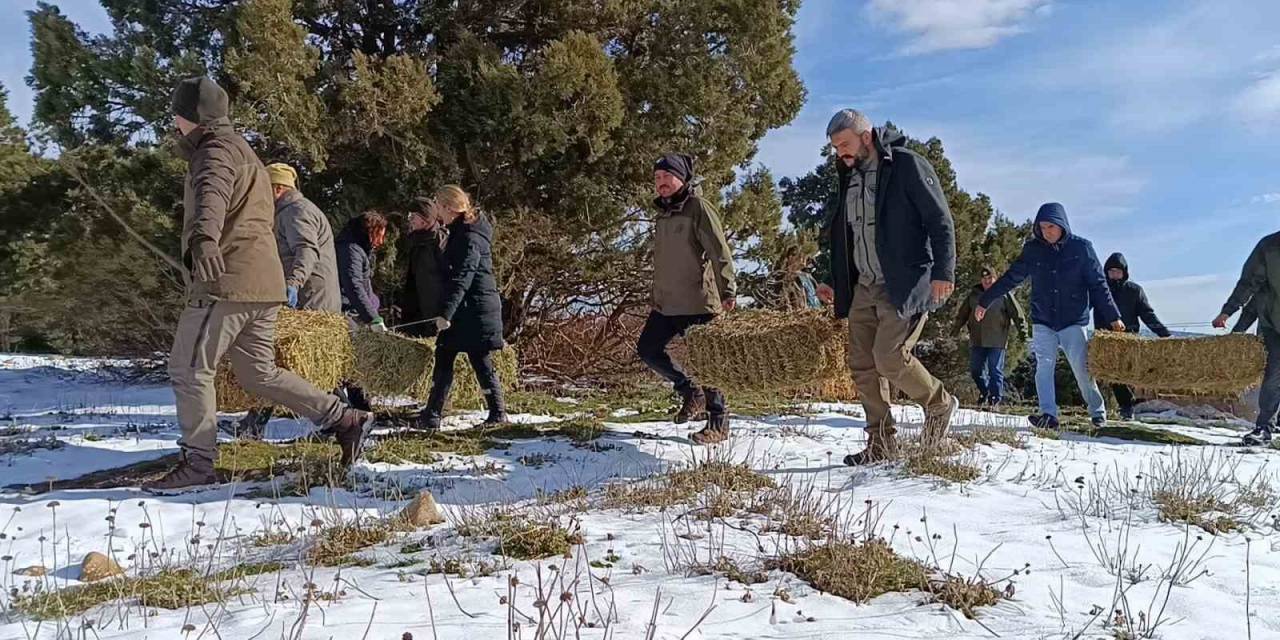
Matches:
[[310, 519, 408, 566], [13, 569, 246, 620], [494, 520, 585, 560], [954, 426, 1026, 449], [215, 441, 344, 491], [900, 439, 983, 484], [604, 460, 775, 511], [927, 574, 1003, 619], [773, 539, 928, 604]]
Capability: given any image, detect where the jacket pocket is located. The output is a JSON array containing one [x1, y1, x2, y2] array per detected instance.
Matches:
[[189, 302, 218, 369]]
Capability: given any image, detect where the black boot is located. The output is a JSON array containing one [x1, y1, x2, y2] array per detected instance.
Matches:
[[674, 387, 707, 424], [143, 452, 217, 494], [415, 386, 449, 432], [330, 409, 376, 467], [482, 388, 508, 427], [1243, 426, 1274, 446]]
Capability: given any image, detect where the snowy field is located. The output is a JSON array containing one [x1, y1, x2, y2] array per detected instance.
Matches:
[[0, 354, 1277, 640]]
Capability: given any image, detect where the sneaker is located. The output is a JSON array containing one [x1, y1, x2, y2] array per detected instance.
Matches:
[[143, 454, 217, 494], [690, 414, 730, 445], [1091, 416, 1107, 428], [1027, 414, 1060, 430], [843, 429, 899, 466], [1242, 426, 1274, 446], [674, 388, 707, 425], [1118, 408, 1135, 422], [923, 395, 960, 445], [330, 409, 376, 467]]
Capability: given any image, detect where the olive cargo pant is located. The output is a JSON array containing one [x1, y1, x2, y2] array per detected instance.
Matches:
[[169, 300, 344, 464], [847, 282, 950, 435]]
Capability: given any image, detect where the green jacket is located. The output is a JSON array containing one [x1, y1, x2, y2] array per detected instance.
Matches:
[[1223, 232, 1280, 332], [954, 284, 1026, 349], [651, 190, 736, 316]]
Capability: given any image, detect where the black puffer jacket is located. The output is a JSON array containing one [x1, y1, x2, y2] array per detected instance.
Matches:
[[1093, 253, 1170, 337], [438, 214, 504, 352], [336, 217, 380, 324], [400, 225, 448, 337]]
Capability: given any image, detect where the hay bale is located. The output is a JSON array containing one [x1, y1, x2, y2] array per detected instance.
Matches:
[[682, 310, 855, 399], [1088, 331, 1265, 396], [350, 328, 519, 410], [215, 310, 353, 412]]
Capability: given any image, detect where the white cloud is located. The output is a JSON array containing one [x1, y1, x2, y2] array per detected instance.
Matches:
[[1252, 193, 1280, 204], [867, 0, 1050, 56], [1234, 71, 1280, 127], [1141, 273, 1236, 330]]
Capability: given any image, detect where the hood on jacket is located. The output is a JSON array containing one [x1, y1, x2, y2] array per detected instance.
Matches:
[[449, 213, 494, 244], [172, 77, 229, 125], [1032, 202, 1072, 244], [835, 126, 908, 181], [1104, 252, 1129, 282]]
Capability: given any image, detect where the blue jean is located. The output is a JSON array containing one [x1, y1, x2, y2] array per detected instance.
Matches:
[[969, 346, 1006, 403], [1032, 324, 1105, 419]]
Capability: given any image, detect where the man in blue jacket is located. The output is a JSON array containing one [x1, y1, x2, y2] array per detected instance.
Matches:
[[977, 203, 1124, 429], [815, 109, 959, 465]]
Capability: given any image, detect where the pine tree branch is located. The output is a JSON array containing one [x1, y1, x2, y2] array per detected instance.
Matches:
[[63, 159, 187, 277]]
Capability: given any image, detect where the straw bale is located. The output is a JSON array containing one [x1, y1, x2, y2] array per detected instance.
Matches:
[[1087, 331, 1265, 396], [214, 310, 353, 412], [350, 328, 518, 409], [681, 310, 855, 399]]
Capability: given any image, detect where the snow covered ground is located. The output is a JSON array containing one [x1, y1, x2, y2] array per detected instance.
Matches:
[[0, 354, 1277, 640]]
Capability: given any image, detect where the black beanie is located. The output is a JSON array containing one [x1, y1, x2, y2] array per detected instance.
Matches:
[[171, 77, 229, 125], [654, 153, 694, 183]]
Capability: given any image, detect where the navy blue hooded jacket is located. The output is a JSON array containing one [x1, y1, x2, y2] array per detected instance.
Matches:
[[979, 203, 1120, 331]]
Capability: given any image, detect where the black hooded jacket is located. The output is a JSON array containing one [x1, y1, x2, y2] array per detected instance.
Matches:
[[437, 214, 504, 352], [336, 216, 380, 324], [825, 127, 956, 319], [1093, 253, 1170, 337]]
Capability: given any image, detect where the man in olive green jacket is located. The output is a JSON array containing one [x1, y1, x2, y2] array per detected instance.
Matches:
[[637, 153, 737, 444], [952, 266, 1026, 406], [149, 77, 372, 493], [1214, 232, 1280, 446]]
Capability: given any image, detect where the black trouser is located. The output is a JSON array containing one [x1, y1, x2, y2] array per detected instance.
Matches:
[[1111, 383, 1136, 415], [427, 347, 504, 415], [635, 311, 726, 416], [1257, 327, 1280, 431]]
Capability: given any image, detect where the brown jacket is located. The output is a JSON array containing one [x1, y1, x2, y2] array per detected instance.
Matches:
[[651, 191, 736, 316], [177, 118, 286, 304]]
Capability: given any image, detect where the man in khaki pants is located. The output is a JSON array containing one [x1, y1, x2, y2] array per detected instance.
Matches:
[[146, 77, 372, 493], [817, 109, 959, 465]]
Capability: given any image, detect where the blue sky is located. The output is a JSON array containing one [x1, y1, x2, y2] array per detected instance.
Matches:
[[3, 0, 1279, 329]]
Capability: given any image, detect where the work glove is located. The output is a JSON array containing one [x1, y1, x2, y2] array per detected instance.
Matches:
[[286, 286, 299, 309], [190, 241, 226, 283], [371, 318, 389, 333], [429, 317, 452, 333]]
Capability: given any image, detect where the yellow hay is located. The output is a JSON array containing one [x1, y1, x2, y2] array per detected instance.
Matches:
[[350, 328, 519, 410], [681, 310, 855, 400], [1087, 331, 1265, 396], [214, 310, 353, 412]]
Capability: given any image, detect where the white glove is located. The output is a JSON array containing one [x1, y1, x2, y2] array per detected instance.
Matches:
[[371, 320, 389, 333]]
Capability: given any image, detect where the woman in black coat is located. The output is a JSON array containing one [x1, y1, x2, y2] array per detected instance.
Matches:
[[417, 185, 506, 430], [336, 211, 389, 331]]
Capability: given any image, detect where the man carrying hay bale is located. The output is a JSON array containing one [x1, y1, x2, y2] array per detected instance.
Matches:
[[814, 109, 960, 466], [232, 163, 343, 439], [978, 203, 1123, 431], [1093, 252, 1171, 421], [1214, 233, 1280, 446], [636, 153, 738, 444], [150, 77, 373, 493], [953, 266, 1026, 407]]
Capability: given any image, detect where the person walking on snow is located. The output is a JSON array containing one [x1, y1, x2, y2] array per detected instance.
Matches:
[[977, 203, 1124, 431], [147, 77, 371, 493], [1093, 252, 1171, 421], [952, 266, 1026, 407], [399, 200, 449, 338], [234, 163, 344, 440], [814, 109, 960, 466], [415, 186, 508, 430], [1213, 232, 1280, 445], [635, 153, 737, 445]]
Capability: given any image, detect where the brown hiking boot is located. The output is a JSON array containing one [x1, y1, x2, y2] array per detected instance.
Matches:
[[330, 409, 376, 467], [843, 428, 899, 466], [922, 394, 960, 446], [674, 387, 707, 424], [690, 414, 730, 445], [143, 453, 217, 494]]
